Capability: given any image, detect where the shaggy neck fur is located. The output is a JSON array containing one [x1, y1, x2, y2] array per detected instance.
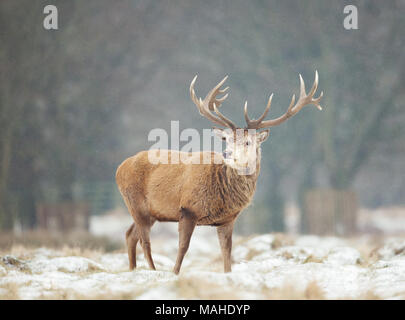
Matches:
[[201, 148, 262, 224]]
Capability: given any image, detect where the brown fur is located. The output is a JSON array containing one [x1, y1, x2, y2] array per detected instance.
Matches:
[[116, 149, 262, 274]]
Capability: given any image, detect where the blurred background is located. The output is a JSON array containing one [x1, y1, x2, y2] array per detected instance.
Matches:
[[0, 0, 404, 247]]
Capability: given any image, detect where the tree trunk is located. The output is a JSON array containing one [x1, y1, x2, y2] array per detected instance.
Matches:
[[0, 125, 14, 230]]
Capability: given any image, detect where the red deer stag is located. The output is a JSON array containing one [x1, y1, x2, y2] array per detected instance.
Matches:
[[116, 71, 323, 274]]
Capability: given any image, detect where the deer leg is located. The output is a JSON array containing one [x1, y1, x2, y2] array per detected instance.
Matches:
[[126, 223, 139, 270], [217, 220, 235, 273], [121, 189, 156, 270], [173, 208, 198, 275], [138, 217, 156, 270]]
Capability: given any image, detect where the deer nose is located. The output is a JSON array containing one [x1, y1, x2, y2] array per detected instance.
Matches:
[[223, 151, 232, 159]]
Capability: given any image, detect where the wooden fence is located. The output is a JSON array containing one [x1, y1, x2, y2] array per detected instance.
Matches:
[[303, 189, 357, 236], [36, 202, 90, 232]]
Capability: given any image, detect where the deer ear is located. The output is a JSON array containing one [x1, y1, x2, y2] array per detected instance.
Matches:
[[213, 127, 227, 140], [257, 130, 269, 143]]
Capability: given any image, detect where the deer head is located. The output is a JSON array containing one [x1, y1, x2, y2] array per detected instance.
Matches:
[[189, 72, 323, 174]]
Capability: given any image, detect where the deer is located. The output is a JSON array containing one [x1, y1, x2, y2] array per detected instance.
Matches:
[[115, 71, 323, 274]]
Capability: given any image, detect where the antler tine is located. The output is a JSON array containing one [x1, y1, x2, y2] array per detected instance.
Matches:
[[244, 94, 274, 129], [190, 75, 198, 104], [312, 91, 323, 110], [189, 75, 237, 129], [308, 70, 318, 97], [205, 75, 228, 110], [190, 75, 226, 127], [299, 74, 306, 99], [215, 93, 229, 103], [257, 94, 273, 123], [244, 101, 250, 124], [213, 103, 237, 129], [301, 70, 322, 111], [244, 71, 323, 129]]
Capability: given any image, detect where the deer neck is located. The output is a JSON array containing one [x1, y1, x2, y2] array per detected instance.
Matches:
[[220, 147, 262, 208]]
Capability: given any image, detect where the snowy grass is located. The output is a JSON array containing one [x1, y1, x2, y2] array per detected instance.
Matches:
[[0, 230, 122, 253], [1, 228, 405, 300]]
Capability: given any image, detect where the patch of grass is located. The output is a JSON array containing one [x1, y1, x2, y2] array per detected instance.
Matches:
[[244, 248, 263, 261], [0, 282, 21, 300], [0, 230, 124, 254], [56, 262, 105, 275], [339, 289, 382, 300], [304, 281, 325, 299], [74, 290, 136, 300], [280, 251, 294, 260], [355, 290, 382, 300], [346, 235, 389, 267], [0, 255, 32, 274], [271, 233, 293, 250], [302, 254, 324, 264], [60, 246, 104, 260], [233, 234, 257, 247], [37, 288, 137, 300], [263, 281, 326, 300], [176, 277, 241, 299]]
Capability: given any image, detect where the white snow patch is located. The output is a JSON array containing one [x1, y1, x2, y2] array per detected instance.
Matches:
[[27, 256, 105, 274], [2, 233, 405, 299], [0, 265, 6, 276]]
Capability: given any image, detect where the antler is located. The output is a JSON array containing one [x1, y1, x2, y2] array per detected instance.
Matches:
[[244, 71, 323, 129], [190, 75, 237, 129]]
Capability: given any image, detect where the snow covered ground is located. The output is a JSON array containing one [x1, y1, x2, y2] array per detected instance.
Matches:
[[1, 221, 405, 299]]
